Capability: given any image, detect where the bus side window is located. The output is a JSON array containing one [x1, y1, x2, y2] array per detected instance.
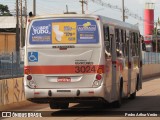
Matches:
[[103, 26, 111, 57], [126, 31, 129, 57], [124, 30, 127, 57], [115, 29, 120, 49], [132, 32, 136, 56], [135, 33, 139, 56], [121, 29, 125, 57], [115, 28, 121, 57], [130, 32, 134, 56]]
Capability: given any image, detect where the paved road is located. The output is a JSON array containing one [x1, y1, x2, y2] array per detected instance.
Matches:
[[1, 76, 160, 120]]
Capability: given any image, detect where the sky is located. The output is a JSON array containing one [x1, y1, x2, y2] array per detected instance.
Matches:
[[0, 0, 160, 35]]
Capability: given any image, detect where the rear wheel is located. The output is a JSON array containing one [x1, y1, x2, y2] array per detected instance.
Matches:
[[129, 76, 138, 100], [49, 101, 69, 109], [129, 92, 136, 99]]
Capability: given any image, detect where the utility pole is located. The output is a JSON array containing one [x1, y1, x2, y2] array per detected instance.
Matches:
[[20, 0, 23, 48], [16, 0, 20, 52], [79, 0, 87, 14], [122, 0, 125, 22], [24, 0, 27, 26], [16, 0, 20, 68], [33, 0, 36, 16]]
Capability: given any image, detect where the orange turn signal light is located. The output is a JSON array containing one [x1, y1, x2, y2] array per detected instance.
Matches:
[[97, 68, 103, 74], [24, 67, 30, 75]]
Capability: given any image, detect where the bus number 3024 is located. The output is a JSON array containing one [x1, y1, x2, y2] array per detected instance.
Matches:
[[75, 66, 96, 73]]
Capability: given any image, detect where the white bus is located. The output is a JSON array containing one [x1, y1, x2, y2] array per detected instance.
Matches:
[[24, 14, 142, 109]]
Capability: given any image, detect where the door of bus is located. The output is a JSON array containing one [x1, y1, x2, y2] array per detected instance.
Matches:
[[137, 35, 142, 90], [109, 26, 117, 100]]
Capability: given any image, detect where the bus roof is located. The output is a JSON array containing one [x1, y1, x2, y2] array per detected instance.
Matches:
[[28, 14, 139, 31], [99, 15, 139, 31]]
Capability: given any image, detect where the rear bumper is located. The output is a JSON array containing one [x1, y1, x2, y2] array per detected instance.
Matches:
[[27, 97, 107, 104], [25, 85, 106, 103]]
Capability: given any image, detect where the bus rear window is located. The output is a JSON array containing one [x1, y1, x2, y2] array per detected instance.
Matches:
[[29, 19, 99, 44]]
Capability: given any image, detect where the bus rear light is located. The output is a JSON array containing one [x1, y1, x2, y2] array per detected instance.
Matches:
[[24, 67, 31, 75], [27, 75, 32, 80], [97, 68, 103, 74], [96, 74, 102, 80]]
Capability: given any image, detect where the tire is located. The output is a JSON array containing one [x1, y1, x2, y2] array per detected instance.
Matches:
[[136, 74, 139, 90], [129, 76, 138, 100], [49, 102, 69, 109], [129, 91, 136, 100]]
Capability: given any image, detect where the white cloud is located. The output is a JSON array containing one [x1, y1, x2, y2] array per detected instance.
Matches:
[[138, 0, 146, 4]]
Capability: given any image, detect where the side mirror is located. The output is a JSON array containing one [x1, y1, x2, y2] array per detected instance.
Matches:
[[142, 43, 146, 51]]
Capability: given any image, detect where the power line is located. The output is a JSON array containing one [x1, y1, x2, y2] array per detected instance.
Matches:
[[23, 0, 84, 15], [90, 0, 144, 22]]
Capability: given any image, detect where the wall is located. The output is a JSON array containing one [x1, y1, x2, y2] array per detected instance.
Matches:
[[142, 64, 160, 79], [0, 78, 25, 107], [0, 33, 16, 53]]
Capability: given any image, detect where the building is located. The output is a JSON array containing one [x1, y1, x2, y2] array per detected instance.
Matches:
[[0, 16, 16, 53], [144, 3, 154, 52]]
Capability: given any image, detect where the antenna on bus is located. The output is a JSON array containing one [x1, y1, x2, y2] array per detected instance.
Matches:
[[64, 5, 77, 14], [66, 5, 69, 13]]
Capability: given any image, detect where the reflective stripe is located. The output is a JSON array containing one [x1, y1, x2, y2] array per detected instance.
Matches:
[[25, 65, 104, 74]]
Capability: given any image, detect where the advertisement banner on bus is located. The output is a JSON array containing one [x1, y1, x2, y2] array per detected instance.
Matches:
[[29, 19, 99, 44]]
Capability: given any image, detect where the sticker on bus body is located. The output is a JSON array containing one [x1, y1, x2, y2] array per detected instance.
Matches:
[[28, 52, 38, 62]]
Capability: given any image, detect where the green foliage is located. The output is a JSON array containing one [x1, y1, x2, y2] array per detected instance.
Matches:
[[0, 4, 12, 16]]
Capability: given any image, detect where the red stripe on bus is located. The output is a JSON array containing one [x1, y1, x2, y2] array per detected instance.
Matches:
[[24, 65, 104, 74]]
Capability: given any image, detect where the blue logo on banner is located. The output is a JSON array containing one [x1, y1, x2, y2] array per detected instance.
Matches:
[[28, 52, 38, 62]]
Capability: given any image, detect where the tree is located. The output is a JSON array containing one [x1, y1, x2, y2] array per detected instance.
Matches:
[[152, 18, 160, 52], [0, 4, 12, 16]]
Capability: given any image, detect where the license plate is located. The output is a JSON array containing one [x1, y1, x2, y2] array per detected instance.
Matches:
[[57, 77, 71, 82]]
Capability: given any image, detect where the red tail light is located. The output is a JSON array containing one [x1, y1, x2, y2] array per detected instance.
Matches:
[[96, 74, 102, 80], [27, 75, 32, 80]]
